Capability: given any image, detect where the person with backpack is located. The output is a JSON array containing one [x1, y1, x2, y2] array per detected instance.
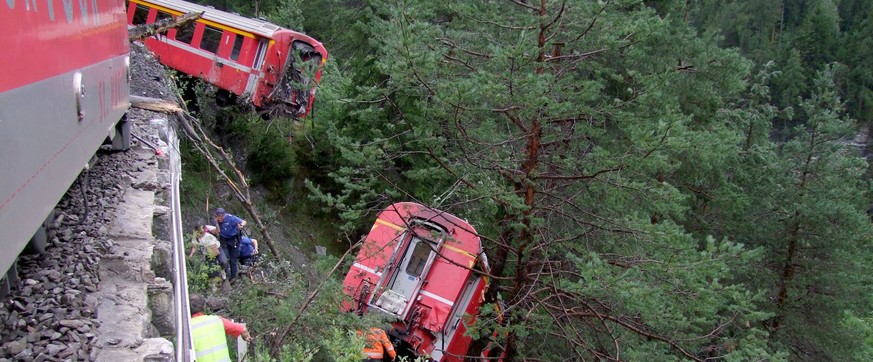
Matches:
[[210, 208, 246, 282]]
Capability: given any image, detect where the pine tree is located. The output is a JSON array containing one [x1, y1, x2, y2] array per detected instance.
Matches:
[[313, 0, 779, 360], [715, 65, 873, 360]]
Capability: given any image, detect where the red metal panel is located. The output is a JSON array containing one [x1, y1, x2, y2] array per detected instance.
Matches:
[[342, 202, 497, 361], [444, 280, 489, 361], [0, 0, 129, 93], [216, 32, 233, 59], [236, 36, 258, 67]]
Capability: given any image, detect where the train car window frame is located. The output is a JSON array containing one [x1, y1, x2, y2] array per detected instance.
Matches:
[[405, 239, 432, 277], [175, 21, 197, 45], [131, 4, 150, 25], [291, 41, 321, 86], [200, 25, 222, 54], [155, 10, 172, 23], [252, 39, 268, 70], [230, 35, 245, 61]]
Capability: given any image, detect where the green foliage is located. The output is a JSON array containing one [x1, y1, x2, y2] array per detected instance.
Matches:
[[245, 122, 297, 191], [176, 0, 873, 360], [707, 65, 873, 359], [302, 0, 777, 360], [265, 0, 304, 30], [223, 256, 375, 361], [184, 232, 224, 295], [246, 344, 317, 362], [179, 138, 217, 211], [687, 0, 873, 123]]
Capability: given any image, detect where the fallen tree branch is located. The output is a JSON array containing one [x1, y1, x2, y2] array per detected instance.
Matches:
[[130, 95, 184, 113], [136, 90, 282, 257], [128, 11, 203, 41], [174, 111, 280, 257], [272, 240, 362, 356]]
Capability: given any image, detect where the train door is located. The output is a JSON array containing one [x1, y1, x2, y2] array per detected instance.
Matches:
[[245, 39, 269, 97], [252, 39, 268, 71], [375, 226, 442, 316], [392, 236, 432, 297], [433, 274, 482, 360]]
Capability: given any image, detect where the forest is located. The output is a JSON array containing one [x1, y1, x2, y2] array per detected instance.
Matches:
[[178, 0, 873, 361]]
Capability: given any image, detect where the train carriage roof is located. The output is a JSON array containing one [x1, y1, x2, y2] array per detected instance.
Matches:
[[137, 0, 293, 38]]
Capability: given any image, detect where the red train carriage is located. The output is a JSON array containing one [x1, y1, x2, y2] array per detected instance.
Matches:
[[343, 202, 499, 361], [126, 0, 328, 118], [0, 0, 130, 290]]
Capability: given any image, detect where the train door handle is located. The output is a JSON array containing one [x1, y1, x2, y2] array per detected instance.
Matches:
[[73, 72, 85, 121]]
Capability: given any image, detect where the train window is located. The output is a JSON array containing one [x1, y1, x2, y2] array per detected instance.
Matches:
[[292, 42, 321, 84], [132, 5, 150, 25], [230, 35, 244, 61], [405, 240, 432, 277], [200, 26, 222, 54], [175, 21, 196, 44], [155, 10, 172, 23], [253, 39, 268, 69]]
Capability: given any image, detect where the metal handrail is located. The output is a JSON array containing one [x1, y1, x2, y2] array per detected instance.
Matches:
[[166, 122, 193, 361]]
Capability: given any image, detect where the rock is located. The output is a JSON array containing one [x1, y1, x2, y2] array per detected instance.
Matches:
[[9, 300, 25, 312], [45, 343, 65, 355], [3, 339, 26, 355], [14, 347, 33, 359], [59, 320, 84, 329], [26, 332, 40, 343], [46, 270, 62, 282], [60, 343, 79, 358], [143, 352, 173, 361]]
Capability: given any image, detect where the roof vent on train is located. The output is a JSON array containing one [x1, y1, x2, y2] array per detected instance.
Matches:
[[260, 23, 280, 32]]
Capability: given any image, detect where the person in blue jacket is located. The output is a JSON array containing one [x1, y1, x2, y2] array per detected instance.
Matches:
[[210, 208, 246, 281], [238, 236, 259, 267]]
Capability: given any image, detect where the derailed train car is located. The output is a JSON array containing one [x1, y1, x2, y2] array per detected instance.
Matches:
[[342, 202, 501, 361], [126, 0, 328, 118], [0, 0, 131, 292]]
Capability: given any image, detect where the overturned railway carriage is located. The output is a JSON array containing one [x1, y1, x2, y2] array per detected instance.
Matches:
[[126, 0, 328, 118], [343, 202, 497, 361], [0, 0, 131, 290]]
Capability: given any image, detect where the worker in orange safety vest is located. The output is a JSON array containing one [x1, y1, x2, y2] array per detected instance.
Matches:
[[358, 326, 397, 362]]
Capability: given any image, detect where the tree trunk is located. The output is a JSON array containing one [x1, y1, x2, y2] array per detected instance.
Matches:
[[128, 12, 202, 41], [130, 95, 183, 113]]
